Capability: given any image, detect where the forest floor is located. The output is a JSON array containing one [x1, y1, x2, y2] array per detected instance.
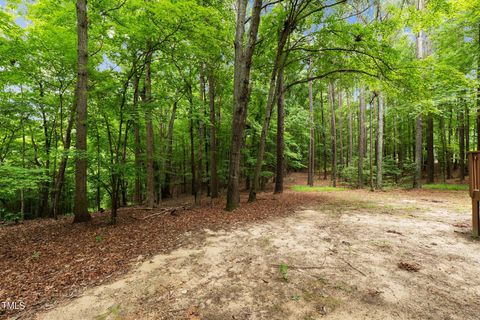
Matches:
[[2, 173, 480, 320]]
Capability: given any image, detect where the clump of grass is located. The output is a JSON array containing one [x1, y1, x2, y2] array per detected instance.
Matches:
[[422, 183, 468, 191], [291, 294, 301, 301], [291, 185, 347, 192], [95, 305, 122, 320], [279, 263, 289, 282]]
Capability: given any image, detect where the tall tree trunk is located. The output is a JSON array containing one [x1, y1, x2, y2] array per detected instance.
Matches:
[[249, 6, 295, 201], [376, 93, 384, 189], [466, 104, 470, 153], [204, 103, 210, 197], [397, 119, 402, 164], [408, 121, 413, 160], [248, 90, 277, 200], [52, 107, 75, 219], [447, 105, 453, 179], [414, 115, 423, 187], [249, 40, 289, 202], [196, 73, 206, 206], [358, 87, 366, 188], [274, 66, 285, 194], [337, 90, 344, 168], [439, 116, 447, 182], [157, 121, 164, 206], [226, 0, 262, 211], [182, 135, 187, 193], [73, 0, 91, 223], [466, 104, 470, 176], [120, 119, 131, 209], [133, 73, 142, 205], [459, 108, 466, 181], [348, 97, 353, 168], [104, 116, 118, 223], [208, 73, 219, 198], [414, 0, 425, 189], [369, 94, 374, 191], [163, 100, 178, 199], [307, 62, 314, 187], [426, 116, 434, 183], [39, 87, 51, 218], [321, 90, 327, 180], [21, 124, 25, 219], [144, 50, 155, 208], [189, 90, 197, 199], [329, 83, 337, 187], [95, 124, 101, 211]]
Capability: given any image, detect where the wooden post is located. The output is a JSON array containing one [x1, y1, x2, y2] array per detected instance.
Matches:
[[468, 151, 480, 237], [473, 198, 479, 237]]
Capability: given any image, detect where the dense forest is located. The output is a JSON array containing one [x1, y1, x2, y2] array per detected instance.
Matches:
[[0, 0, 479, 224]]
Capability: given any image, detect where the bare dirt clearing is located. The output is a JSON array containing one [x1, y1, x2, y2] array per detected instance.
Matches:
[[38, 183, 480, 320]]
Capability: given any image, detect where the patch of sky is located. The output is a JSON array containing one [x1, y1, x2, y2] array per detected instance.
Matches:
[[1, 0, 31, 27], [97, 54, 122, 72]]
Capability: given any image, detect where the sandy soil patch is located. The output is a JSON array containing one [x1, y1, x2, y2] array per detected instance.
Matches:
[[37, 188, 480, 320]]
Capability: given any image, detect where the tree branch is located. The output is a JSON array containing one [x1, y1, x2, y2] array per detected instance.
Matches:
[[285, 69, 379, 90]]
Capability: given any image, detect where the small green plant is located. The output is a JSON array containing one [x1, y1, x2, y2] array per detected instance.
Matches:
[[95, 235, 103, 243], [3, 212, 22, 224], [279, 263, 289, 282], [95, 305, 122, 320], [291, 294, 301, 301], [32, 251, 41, 259]]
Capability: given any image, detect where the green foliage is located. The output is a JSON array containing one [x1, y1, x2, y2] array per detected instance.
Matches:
[[2, 212, 23, 224], [423, 184, 468, 191], [32, 251, 41, 259], [0, 0, 478, 218], [279, 263, 289, 282], [0, 166, 48, 199], [340, 164, 365, 188], [383, 157, 416, 186], [291, 294, 301, 301], [340, 157, 416, 188]]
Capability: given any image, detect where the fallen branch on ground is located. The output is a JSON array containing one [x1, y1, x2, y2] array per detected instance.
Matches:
[[270, 264, 325, 270], [328, 248, 367, 277], [143, 205, 192, 219]]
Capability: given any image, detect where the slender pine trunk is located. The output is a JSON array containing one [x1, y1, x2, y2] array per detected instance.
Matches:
[[439, 116, 447, 182], [329, 83, 337, 187], [426, 116, 434, 183], [307, 62, 314, 186], [338, 90, 344, 168], [320, 90, 327, 180], [358, 87, 366, 188], [348, 94, 353, 168], [208, 73, 219, 198], [376, 93, 384, 189], [133, 73, 142, 205], [459, 107, 465, 181]]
